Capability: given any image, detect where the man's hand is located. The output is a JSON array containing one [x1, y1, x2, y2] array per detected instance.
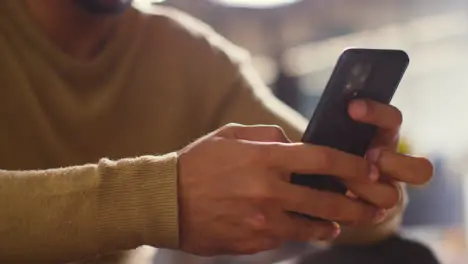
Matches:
[[343, 100, 433, 232], [177, 124, 384, 256]]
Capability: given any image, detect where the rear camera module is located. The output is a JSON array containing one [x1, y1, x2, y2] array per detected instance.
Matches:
[[351, 63, 364, 76], [344, 61, 373, 97]]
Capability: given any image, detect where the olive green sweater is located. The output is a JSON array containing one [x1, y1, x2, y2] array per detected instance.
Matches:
[[0, 1, 404, 263]]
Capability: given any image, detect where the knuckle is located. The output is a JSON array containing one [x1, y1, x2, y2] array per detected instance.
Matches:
[[247, 183, 275, 204], [222, 123, 243, 131], [215, 123, 244, 137], [266, 125, 286, 141], [247, 214, 270, 233]]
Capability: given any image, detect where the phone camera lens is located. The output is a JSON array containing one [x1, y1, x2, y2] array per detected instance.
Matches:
[[346, 62, 372, 96], [345, 83, 353, 91], [359, 75, 368, 83], [351, 64, 363, 76]]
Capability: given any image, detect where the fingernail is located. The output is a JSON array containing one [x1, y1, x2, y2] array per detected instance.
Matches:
[[350, 100, 367, 119], [249, 213, 267, 228], [331, 222, 341, 239], [373, 209, 387, 223], [322, 223, 341, 242], [367, 148, 381, 163], [369, 164, 379, 182], [346, 190, 359, 199]]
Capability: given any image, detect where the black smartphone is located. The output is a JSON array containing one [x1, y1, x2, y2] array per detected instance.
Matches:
[[290, 48, 409, 220]]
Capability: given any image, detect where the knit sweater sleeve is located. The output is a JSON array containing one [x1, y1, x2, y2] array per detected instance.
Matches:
[[0, 153, 179, 263]]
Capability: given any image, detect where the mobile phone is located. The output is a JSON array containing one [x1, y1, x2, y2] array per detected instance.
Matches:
[[290, 48, 409, 220]]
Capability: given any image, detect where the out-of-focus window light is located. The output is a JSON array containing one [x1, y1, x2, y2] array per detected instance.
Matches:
[[211, 0, 302, 9]]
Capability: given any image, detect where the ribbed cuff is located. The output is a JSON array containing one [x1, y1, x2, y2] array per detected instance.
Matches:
[[96, 153, 179, 251]]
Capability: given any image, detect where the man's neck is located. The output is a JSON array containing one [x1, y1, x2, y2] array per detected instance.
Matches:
[[24, 0, 121, 60]]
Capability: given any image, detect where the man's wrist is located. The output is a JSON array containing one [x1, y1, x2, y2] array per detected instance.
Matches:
[[97, 153, 180, 250]]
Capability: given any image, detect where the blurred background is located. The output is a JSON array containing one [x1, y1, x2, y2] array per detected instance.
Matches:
[[137, 0, 468, 263]]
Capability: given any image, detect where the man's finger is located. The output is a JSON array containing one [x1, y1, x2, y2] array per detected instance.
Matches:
[[278, 183, 383, 225], [266, 143, 378, 183], [348, 100, 401, 146], [217, 123, 291, 143], [367, 149, 433, 185], [344, 181, 400, 209], [280, 214, 340, 242], [348, 100, 403, 129]]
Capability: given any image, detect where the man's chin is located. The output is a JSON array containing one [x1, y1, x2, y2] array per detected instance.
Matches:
[[75, 0, 133, 15]]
